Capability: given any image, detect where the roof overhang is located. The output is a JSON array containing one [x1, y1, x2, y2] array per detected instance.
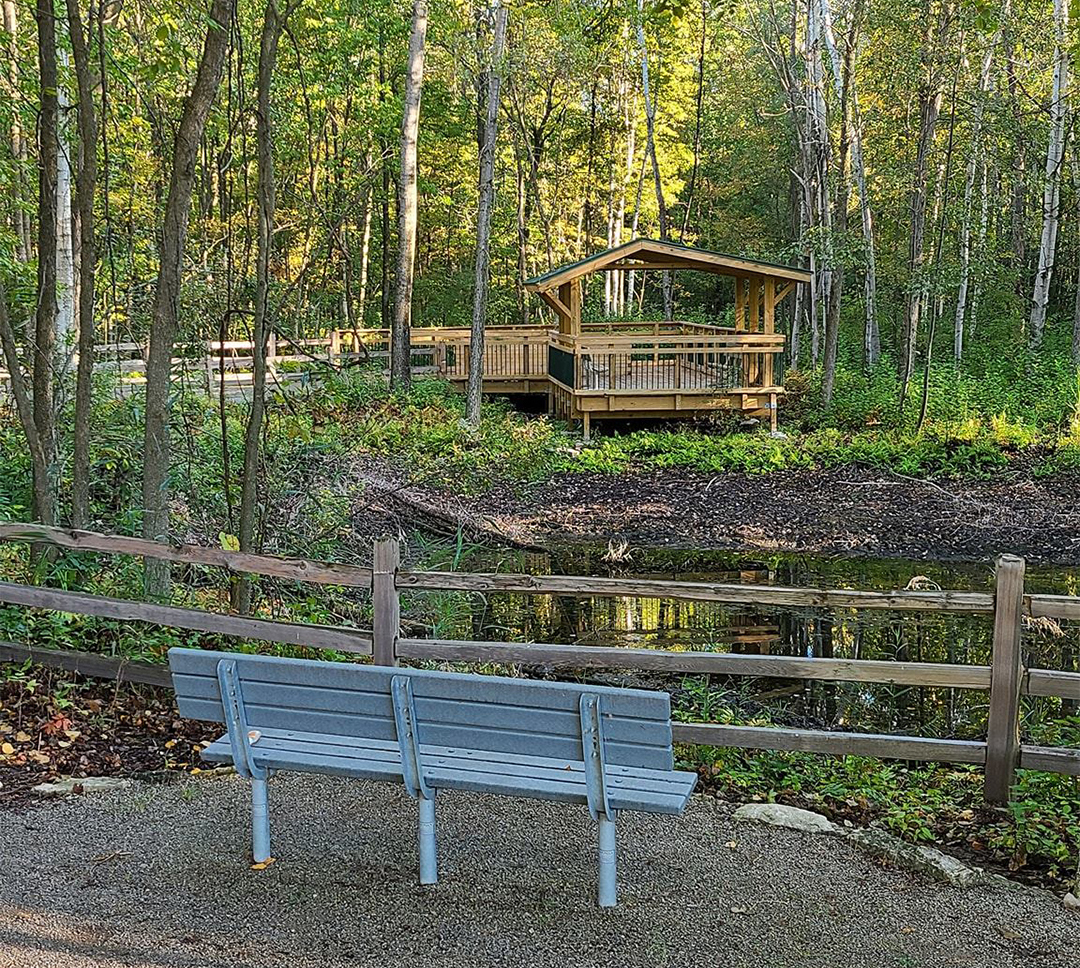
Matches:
[[524, 239, 812, 292]]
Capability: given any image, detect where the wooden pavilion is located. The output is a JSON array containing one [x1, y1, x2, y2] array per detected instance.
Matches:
[[522, 239, 811, 436]]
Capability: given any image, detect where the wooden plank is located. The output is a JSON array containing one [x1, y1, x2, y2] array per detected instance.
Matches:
[[395, 571, 997, 613], [396, 637, 992, 689], [0, 524, 373, 589], [1028, 594, 1080, 620], [1019, 745, 1080, 776], [1025, 668, 1080, 700], [372, 537, 401, 666], [0, 582, 373, 655], [671, 723, 988, 764], [984, 555, 1026, 803], [0, 640, 173, 687]]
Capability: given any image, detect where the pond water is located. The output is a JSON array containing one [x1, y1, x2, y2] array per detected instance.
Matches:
[[416, 545, 1080, 741]]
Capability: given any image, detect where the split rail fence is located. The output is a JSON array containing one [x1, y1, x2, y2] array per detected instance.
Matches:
[[0, 524, 1078, 804]]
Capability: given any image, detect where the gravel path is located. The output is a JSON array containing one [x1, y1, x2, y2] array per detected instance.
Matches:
[[1, 774, 1076, 968]]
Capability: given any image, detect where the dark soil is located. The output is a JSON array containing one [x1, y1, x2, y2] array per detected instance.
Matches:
[[0, 668, 217, 809], [455, 466, 1080, 564]]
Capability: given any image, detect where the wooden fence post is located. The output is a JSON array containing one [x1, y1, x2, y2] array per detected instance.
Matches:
[[372, 537, 401, 666], [984, 554, 1026, 804]]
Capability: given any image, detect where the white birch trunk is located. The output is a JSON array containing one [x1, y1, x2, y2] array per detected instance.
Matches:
[[1029, 0, 1069, 348], [55, 49, 76, 359], [955, 34, 998, 361]]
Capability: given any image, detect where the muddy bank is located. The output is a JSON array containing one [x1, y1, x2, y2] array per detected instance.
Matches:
[[429, 467, 1080, 564]]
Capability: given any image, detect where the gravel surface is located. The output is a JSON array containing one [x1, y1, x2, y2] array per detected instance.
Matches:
[[1, 773, 1077, 968]]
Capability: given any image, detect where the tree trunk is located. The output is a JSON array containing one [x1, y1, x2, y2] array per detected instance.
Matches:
[[32, 0, 58, 525], [67, 0, 99, 529], [3, 1, 30, 262], [55, 51, 76, 359], [820, 0, 877, 368], [1029, 0, 1069, 349], [0, 283, 52, 524], [955, 26, 997, 362], [466, 0, 507, 425], [358, 182, 373, 327], [141, 0, 234, 598], [635, 0, 672, 316], [390, 0, 429, 390], [233, 0, 287, 614]]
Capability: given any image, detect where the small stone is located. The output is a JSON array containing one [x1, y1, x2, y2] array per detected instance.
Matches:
[[733, 802, 837, 834], [32, 776, 132, 797], [1064, 893, 1080, 910], [844, 827, 987, 888]]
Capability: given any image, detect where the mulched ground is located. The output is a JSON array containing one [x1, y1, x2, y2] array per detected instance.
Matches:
[[0, 669, 218, 809], [460, 466, 1080, 563]]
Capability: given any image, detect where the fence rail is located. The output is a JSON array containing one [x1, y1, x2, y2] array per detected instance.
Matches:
[[1, 525, 1078, 801]]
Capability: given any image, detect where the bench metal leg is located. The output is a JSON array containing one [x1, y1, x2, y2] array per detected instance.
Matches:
[[418, 795, 437, 885], [251, 777, 271, 864], [597, 812, 617, 908]]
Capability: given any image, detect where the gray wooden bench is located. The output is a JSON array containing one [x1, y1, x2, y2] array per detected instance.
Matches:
[[168, 647, 697, 907]]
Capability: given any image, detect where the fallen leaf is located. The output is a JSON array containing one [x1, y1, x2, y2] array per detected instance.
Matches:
[[250, 857, 277, 871], [0, 743, 14, 756], [730, 906, 748, 915], [15, 731, 32, 743], [993, 925, 1021, 940]]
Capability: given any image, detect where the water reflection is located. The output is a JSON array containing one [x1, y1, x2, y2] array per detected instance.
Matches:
[[424, 545, 1079, 740]]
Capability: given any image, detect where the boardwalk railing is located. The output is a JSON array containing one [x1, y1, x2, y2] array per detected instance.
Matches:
[[0, 524, 1078, 803]]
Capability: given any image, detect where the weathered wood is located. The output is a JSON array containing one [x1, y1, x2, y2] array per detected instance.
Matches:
[[671, 723, 987, 764], [396, 570, 997, 613], [372, 537, 401, 666], [0, 581, 373, 654], [1025, 667, 1080, 700], [1019, 744, 1080, 776], [396, 637, 992, 689], [1027, 594, 1080, 620], [984, 555, 1026, 803], [0, 640, 173, 686], [0, 524, 373, 589]]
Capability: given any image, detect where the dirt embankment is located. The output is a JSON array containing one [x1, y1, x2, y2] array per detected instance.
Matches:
[[384, 466, 1080, 564]]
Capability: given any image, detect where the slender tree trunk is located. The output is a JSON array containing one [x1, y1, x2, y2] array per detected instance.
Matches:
[[67, 0, 99, 529], [466, 0, 507, 425], [1002, 0, 1026, 291], [141, 0, 234, 597], [901, 79, 942, 394], [233, 0, 287, 614], [32, 0, 59, 525], [390, 0, 429, 390], [680, 0, 708, 241], [1029, 0, 1069, 349], [955, 27, 997, 362], [0, 283, 52, 523], [3, 1, 30, 262], [820, 0, 877, 366], [357, 183, 373, 327], [635, 0, 672, 316], [55, 51, 76, 358]]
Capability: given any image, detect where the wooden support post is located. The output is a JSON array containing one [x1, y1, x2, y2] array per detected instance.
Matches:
[[372, 537, 401, 667], [582, 411, 591, 442], [763, 279, 776, 388], [330, 329, 341, 364], [735, 278, 745, 331], [984, 554, 1026, 804]]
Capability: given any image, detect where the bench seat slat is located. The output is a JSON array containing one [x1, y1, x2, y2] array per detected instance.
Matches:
[[208, 730, 694, 798], [182, 698, 673, 771], [201, 731, 696, 815]]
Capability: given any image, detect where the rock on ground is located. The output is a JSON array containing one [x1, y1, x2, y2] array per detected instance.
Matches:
[[1, 774, 1077, 968]]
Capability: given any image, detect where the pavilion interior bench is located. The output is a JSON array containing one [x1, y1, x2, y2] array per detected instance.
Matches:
[[168, 647, 697, 907]]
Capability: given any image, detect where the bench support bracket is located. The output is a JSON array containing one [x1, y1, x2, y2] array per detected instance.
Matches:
[[580, 693, 617, 906], [217, 659, 272, 864], [392, 675, 437, 885]]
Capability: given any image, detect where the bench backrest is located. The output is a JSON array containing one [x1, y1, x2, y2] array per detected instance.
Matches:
[[169, 648, 675, 771]]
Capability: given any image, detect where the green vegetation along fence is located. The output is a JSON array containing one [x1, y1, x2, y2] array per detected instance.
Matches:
[[0, 524, 1078, 805]]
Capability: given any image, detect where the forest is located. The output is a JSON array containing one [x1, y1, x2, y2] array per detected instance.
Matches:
[[2, 0, 1080, 900]]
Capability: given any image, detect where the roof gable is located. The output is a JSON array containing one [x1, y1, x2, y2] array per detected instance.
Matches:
[[524, 239, 812, 291]]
